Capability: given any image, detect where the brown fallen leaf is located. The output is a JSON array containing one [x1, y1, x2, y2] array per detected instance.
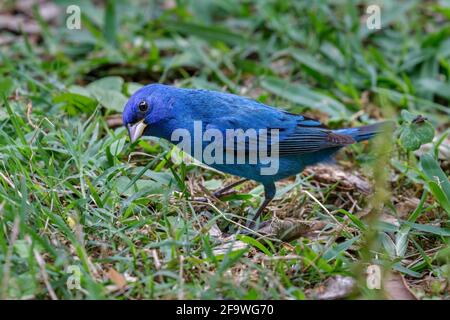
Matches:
[[395, 196, 420, 218], [259, 218, 325, 242], [107, 268, 127, 290], [0, 33, 15, 46], [16, 0, 60, 21], [305, 164, 372, 194], [212, 239, 247, 256], [0, 14, 41, 34], [208, 222, 223, 239], [415, 135, 450, 161], [309, 275, 356, 300], [379, 213, 400, 227], [384, 272, 417, 300]]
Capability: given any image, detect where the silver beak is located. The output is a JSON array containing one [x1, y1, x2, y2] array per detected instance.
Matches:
[[128, 119, 147, 143]]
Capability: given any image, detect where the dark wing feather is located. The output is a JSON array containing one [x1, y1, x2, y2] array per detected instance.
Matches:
[[274, 117, 355, 155]]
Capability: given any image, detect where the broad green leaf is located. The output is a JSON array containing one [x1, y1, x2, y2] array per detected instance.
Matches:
[[54, 92, 98, 114], [291, 49, 335, 77], [403, 221, 450, 236], [164, 21, 247, 46], [109, 137, 126, 157], [87, 76, 124, 92], [421, 153, 450, 200], [417, 78, 450, 100], [203, 179, 223, 190], [400, 110, 416, 122], [395, 229, 409, 257], [115, 176, 167, 197], [126, 82, 144, 96], [420, 153, 450, 215], [399, 118, 435, 151], [381, 232, 396, 258], [260, 76, 349, 119], [89, 87, 127, 112], [14, 240, 30, 259]]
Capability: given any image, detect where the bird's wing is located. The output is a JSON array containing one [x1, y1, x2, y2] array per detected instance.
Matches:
[[276, 125, 355, 155], [181, 90, 355, 155], [206, 114, 355, 156]]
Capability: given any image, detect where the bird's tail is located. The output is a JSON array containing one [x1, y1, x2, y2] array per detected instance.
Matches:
[[335, 121, 393, 143]]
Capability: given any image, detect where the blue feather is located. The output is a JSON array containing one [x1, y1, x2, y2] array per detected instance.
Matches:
[[123, 84, 387, 225]]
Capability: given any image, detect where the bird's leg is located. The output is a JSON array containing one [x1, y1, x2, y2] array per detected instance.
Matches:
[[213, 178, 248, 198], [248, 182, 276, 228], [251, 198, 272, 224]]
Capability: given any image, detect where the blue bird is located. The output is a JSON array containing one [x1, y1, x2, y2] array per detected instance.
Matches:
[[123, 84, 386, 226]]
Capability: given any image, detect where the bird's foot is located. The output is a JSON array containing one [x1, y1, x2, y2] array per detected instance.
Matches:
[[192, 196, 208, 202], [191, 190, 236, 203], [212, 189, 236, 199], [212, 178, 248, 199]]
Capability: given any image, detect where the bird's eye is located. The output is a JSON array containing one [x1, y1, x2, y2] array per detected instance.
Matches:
[[138, 100, 149, 112]]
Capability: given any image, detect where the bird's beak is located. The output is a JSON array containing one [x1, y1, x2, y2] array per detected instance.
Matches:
[[128, 119, 147, 143]]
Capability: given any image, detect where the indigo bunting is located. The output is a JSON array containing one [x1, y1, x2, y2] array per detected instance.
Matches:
[[123, 84, 386, 225]]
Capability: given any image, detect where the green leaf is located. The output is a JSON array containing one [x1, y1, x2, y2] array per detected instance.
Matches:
[[164, 21, 247, 46], [399, 116, 435, 151], [417, 78, 450, 100], [126, 82, 144, 96], [54, 92, 98, 114], [400, 110, 416, 122], [0, 78, 14, 97], [323, 236, 360, 261], [393, 263, 422, 278], [89, 88, 127, 112], [14, 240, 30, 259], [87, 76, 124, 92], [381, 232, 396, 258], [203, 179, 223, 190], [291, 49, 335, 77], [260, 76, 349, 119], [104, 0, 117, 46], [420, 153, 450, 215], [421, 153, 450, 200], [395, 229, 409, 257], [237, 235, 272, 256], [403, 221, 450, 236], [109, 137, 126, 157]]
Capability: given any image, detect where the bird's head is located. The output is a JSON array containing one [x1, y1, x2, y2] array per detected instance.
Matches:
[[122, 84, 175, 143]]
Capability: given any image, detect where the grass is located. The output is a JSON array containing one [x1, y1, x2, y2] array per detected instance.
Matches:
[[0, 0, 449, 299]]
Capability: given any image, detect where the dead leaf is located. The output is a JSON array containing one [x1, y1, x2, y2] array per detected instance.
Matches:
[[107, 268, 127, 290], [16, 0, 60, 21], [0, 14, 40, 34], [310, 275, 356, 300], [384, 272, 417, 300], [305, 165, 372, 194], [259, 218, 325, 241], [415, 135, 450, 161], [212, 239, 247, 256], [0, 34, 15, 46], [208, 223, 223, 239], [162, 0, 177, 9], [379, 214, 400, 227], [395, 196, 420, 218]]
